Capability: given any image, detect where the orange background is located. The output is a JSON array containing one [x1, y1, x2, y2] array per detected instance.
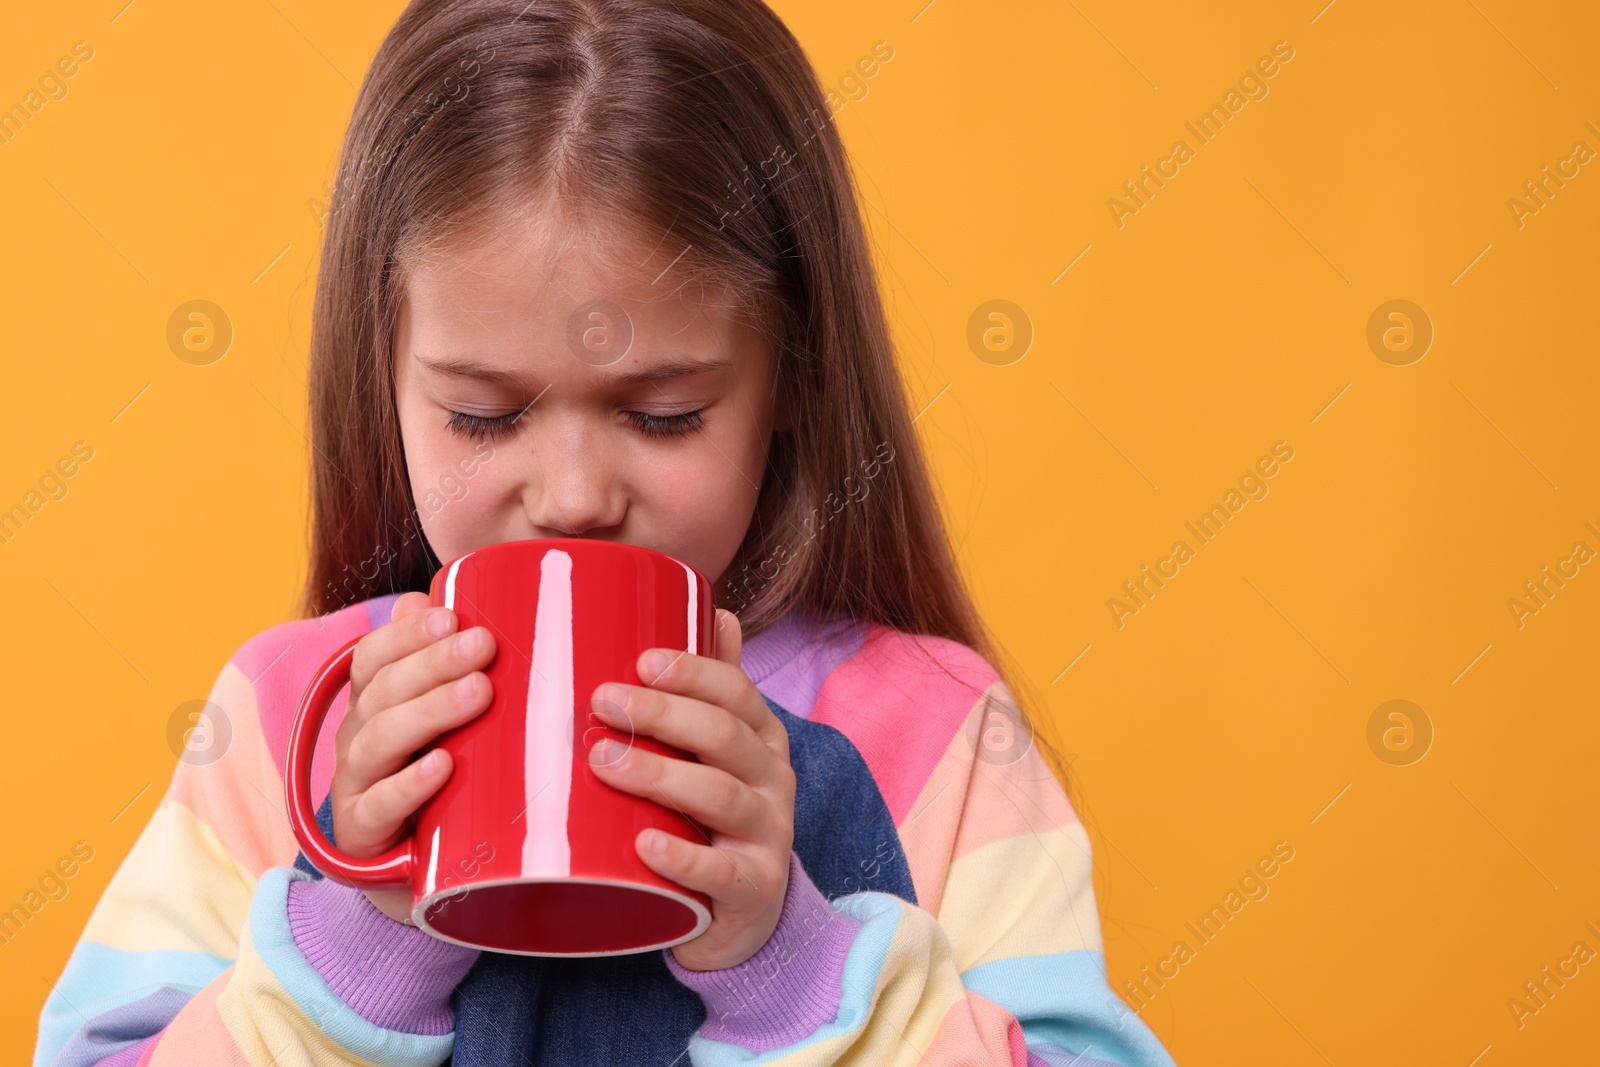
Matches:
[[3, 1, 1597, 1064]]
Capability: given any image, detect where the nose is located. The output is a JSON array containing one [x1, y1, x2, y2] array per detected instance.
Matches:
[[521, 411, 626, 537]]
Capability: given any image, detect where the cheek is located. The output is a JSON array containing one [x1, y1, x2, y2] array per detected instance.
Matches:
[[641, 443, 751, 517], [401, 427, 500, 551], [642, 437, 763, 576]]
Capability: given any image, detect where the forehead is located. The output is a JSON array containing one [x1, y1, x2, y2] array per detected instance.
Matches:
[[405, 202, 721, 306], [406, 207, 750, 328], [395, 206, 766, 382]]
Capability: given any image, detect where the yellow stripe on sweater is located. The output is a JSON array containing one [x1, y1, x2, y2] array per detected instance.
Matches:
[[82, 799, 255, 958], [211, 915, 390, 1067], [763, 900, 970, 1067], [937, 821, 1102, 971], [166, 661, 304, 879]]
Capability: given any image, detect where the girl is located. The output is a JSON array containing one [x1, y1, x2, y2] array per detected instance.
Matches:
[[35, 0, 1178, 1064]]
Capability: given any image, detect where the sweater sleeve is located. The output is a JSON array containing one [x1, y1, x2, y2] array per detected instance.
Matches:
[[32, 626, 481, 1067], [661, 631, 1178, 1067]]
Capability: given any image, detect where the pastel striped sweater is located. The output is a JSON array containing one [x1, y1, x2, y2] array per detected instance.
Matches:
[[34, 592, 1177, 1066]]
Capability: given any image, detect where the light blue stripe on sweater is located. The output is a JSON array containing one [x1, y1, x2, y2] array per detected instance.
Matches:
[[961, 950, 1178, 1067], [34, 943, 229, 1067]]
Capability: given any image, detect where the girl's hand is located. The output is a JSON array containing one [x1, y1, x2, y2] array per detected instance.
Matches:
[[587, 608, 796, 972], [330, 591, 497, 925]]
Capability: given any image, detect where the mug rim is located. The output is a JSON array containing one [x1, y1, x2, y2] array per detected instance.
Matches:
[[410, 874, 713, 957], [438, 537, 712, 589]]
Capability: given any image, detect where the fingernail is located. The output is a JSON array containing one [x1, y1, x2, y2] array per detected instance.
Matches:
[[648, 829, 668, 854], [640, 649, 669, 680], [593, 684, 627, 716], [426, 610, 453, 638], [456, 628, 481, 655], [455, 674, 477, 700], [423, 750, 442, 774]]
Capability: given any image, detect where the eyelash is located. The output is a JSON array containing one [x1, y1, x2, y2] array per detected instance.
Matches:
[[443, 406, 707, 442]]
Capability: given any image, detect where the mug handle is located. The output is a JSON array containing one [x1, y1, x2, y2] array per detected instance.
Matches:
[[285, 635, 414, 889]]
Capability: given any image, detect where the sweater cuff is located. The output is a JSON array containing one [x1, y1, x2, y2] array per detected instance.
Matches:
[[287, 875, 481, 1036], [663, 851, 861, 1052]]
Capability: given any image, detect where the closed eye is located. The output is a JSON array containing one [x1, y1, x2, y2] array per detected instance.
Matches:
[[443, 406, 706, 442], [625, 410, 707, 439]]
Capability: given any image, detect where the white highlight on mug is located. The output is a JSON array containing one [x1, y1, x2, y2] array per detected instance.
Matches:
[[424, 825, 441, 896], [444, 552, 473, 609], [679, 561, 698, 655], [433, 556, 471, 897], [524, 549, 574, 877]]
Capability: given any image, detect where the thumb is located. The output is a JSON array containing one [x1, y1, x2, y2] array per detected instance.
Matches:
[[713, 608, 742, 667]]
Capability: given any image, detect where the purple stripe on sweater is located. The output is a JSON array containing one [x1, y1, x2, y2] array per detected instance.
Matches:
[[663, 851, 860, 1052], [740, 607, 868, 720], [49, 986, 188, 1067], [1029, 1044, 1133, 1067], [97, 1033, 156, 1066], [287, 874, 481, 1035], [365, 592, 405, 633]]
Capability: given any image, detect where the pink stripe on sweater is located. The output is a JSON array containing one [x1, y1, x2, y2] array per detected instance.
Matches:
[[238, 599, 375, 806], [138, 973, 252, 1066], [917, 988, 1030, 1066], [809, 627, 1000, 824]]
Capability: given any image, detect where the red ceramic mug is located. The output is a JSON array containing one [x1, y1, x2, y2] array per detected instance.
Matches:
[[285, 537, 716, 956]]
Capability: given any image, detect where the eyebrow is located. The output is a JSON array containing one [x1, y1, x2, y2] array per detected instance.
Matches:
[[417, 354, 735, 387]]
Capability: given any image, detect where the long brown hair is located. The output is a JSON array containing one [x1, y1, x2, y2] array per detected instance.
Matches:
[[297, 0, 1072, 786]]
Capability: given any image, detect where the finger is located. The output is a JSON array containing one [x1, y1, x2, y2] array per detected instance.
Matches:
[[390, 591, 431, 622], [359, 623, 497, 721], [349, 746, 453, 851], [347, 673, 493, 788], [589, 743, 768, 841], [635, 828, 777, 906], [348, 596, 460, 709], [362, 593, 434, 697], [590, 683, 771, 786], [634, 642, 780, 746]]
